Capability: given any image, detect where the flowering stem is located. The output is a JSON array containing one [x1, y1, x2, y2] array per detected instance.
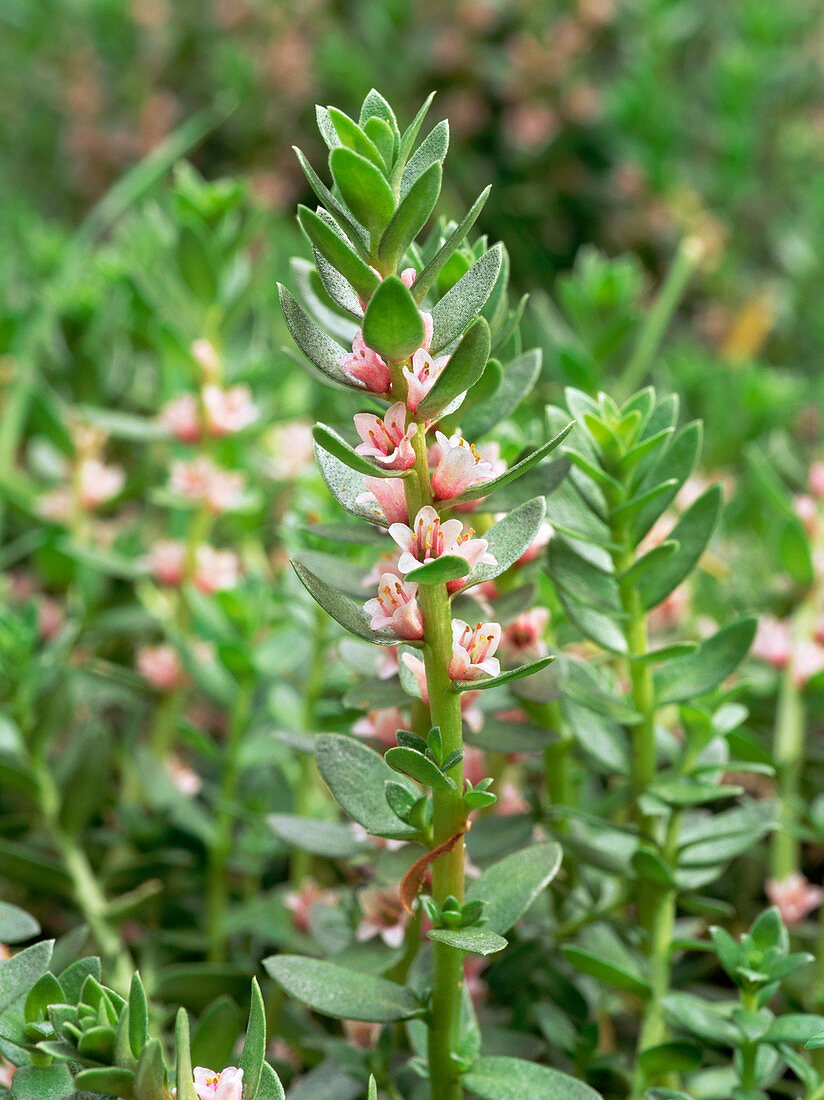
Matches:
[[290, 606, 327, 887], [398, 378, 466, 1100], [206, 677, 253, 961]]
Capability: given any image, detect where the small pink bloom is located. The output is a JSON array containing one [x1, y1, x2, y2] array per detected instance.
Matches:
[[364, 573, 424, 639], [402, 347, 450, 413], [464, 955, 489, 1006], [752, 616, 792, 670], [161, 393, 201, 442], [353, 402, 417, 470], [165, 754, 202, 796], [194, 546, 242, 594], [400, 268, 417, 289], [766, 873, 823, 926], [357, 477, 409, 524], [461, 690, 484, 733], [352, 707, 405, 748], [193, 1067, 243, 1100], [357, 884, 410, 948], [792, 640, 824, 688], [500, 608, 549, 661], [448, 619, 501, 682], [203, 384, 258, 436], [402, 652, 429, 704], [137, 644, 185, 692], [39, 487, 72, 523], [284, 878, 338, 933], [341, 331, 392, 394], [78, 458, 125, 510], [463, 746, 488, 787], [38, 597, 64, 641], [793, 494, 818, 536], [377, 645, 399, 679], [648, 585, 690, 635], [810, 461, 824, 501], [191, 338, 221, 379], [497, 781, 529, 816], [389, 506, 495, 592], [516, 521, 554, 566], [265, 419, 315, 480], [431, 431, 496, 500], [361, 553, 405, 589], [149, 540, 187, 586], [170, 458, 245, 512]]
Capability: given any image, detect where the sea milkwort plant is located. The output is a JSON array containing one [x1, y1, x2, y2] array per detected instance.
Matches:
[[263, 91, 588, 1100]]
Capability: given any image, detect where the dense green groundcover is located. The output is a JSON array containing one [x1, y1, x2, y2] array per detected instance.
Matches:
[[1, 20, 824, 1100]]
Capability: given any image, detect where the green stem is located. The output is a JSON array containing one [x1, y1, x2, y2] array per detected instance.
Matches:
[[33, 757, 133, 991], [206, 679, 253, 961], [397, 379, 466, 1100], [738, 990, 760, 1090], [618, 237, 702, 401]]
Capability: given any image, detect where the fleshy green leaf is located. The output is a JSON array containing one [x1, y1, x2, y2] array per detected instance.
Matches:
[[75, 1069, 135, 1098], [431, 245, 503, 355], [253, 1064, 284, 1100], [416, 316, 491, 419], [400, 120, 449, 200], [263, 956, 423, 1022], [662, 992, 740, 1046], [312, 423, 410, 479], [638, 486, 722, 609], [412, 187, 491, 303], [0, 940, 54, 1014], [11, 1065, 75, 1100], [268, 814, 371, 858], [427, 928, 507, 955], [292, 146, 369, 255], [466, 843, 562, 934], [175, 1010, 198, 1100], [238, 978, 266, 1100], [461, 349, 542, 439], [291, 560, 399, 646], [639, 1041, 703, 1076], [313, 444, 392, 527], [278, 285, 357, 390], [379, 162, 442, 269], [384, 746, 456, 791], [362, 276, 425, 362], [453, 657, 554, 693], [329, 147, 395, 239], [562, 944, 650, 997], [133, 1038, 167, 1100], [314, 734, 417, 838], [128, 973, 149, 1059], [465, 496, 547, 588], [327, 107, 385, 171], [297, 207, 380, 302], [0, 902, 40, 944], [653, 617, 757, 705], [405, 555, 470, 585], [462, 1056, 603, 1100]]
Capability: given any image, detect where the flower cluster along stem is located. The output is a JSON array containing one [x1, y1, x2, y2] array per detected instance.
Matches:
[[394, 365, 467, 1100]]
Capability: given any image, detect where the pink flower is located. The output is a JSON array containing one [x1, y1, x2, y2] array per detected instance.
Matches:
[[170, 458, 245, 512], [463, 746, 488, 787], [357, 884, 409, 948], [161, 393, 201, 442], [792, 640, 824, 688], [341, 331, 392, 394], [461, 690, 484, 733], [516, 521, 554, 566], [353, 402, 418, 470], [810, 462, 824, 501], [342, 1020, 383, 1049], [449, 619, 501, 682], [149, 540, 187, 586], [364, 573, 424, 639], [194, 546, 242, 594], [165, 754, 202, 796], [431, 431, 496, 500], [193, 1068, 243, 1100], [377, 645, 399, 679], [284, 878, 338, 933], [352, 707, 405, 748], [648, 585, 691, 635], [361, 552, 405, 589], [38, 598, 64, 641], [500, 608, 549, 661], [137, 644, 185, 692], [203, 384, 258, 436], [497, 781, 529, 816], [402, 652, 430, 703], [752, 616, 792, 670], [793, 494, 819, 536], [78, 458, 125, 509], [191, 338, 221, 378], [264, 419, 314, 481], [357, 477, 409, 525], [400, 267, 417, 289], [389, 505, 496, 591], [402, 347, 450, 414], [766, 873, 823, 926]]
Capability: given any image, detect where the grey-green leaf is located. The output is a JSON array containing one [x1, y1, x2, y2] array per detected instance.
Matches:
[[453, 657, 554, 693], [312, 423, 408, 479], [639, 486, 722, 609], [362, 276, 425, 362], [465, 496, 547, 588], [431, 245, 503, 355], [463, 1056, 603, 1100], [0, 940, 54, 1014], [449, 423, 574, 506], [412, 187, 491, 303], [384, 746, 456, 790], [278, 285, 357, 390], [263, 956, 422, 1022], [379, 162, 442, 269], [427, 928, 507, 955], [315, 734, 417, 838], [466, 842, 562, 934], [291, 560, 399, 646], [654, 617, 757, 705], [417, 317, 491, 419]]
